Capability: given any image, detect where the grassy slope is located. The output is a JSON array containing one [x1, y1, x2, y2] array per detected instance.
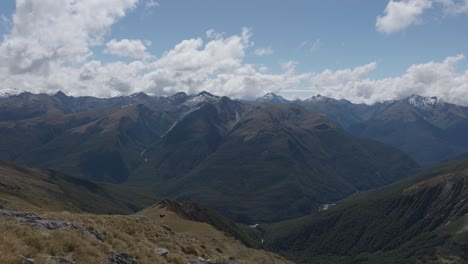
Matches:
[[0, 161, 155, 214], [153, 199, 260, 248], [0, 161, 291, 264], [263, 158, 468, 263], [0, 211, 292, 264]]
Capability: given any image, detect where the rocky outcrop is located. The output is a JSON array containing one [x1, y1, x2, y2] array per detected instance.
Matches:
[[0, 209, 105, 241], [107, 252, 137, 264], [189, 257, 238, 264], [153, 248, 169, 256]]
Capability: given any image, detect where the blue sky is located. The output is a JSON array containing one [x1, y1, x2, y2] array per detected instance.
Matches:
[[0, 0, 467, 104]]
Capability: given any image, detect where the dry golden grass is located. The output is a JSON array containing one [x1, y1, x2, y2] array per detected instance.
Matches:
[[0, 208, 292, 264]]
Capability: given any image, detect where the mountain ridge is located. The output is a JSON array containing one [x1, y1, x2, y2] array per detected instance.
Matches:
[[0, 91, 419, 222]]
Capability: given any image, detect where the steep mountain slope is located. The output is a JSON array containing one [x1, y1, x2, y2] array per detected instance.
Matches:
[[297, 95, 373, 128], [259, 93, 468, 166], [16, 104, 176, 182], [0, 161, 154, 214], [0, 92, 419, 223], [349, 95, 468, 165], [0, 162, 290, 264], [0, 92, 186, 182], [264, 158, 468, 264], [166, 104, 418, 222], [144, 198, 260, 248], [133, 96, 250, 184]]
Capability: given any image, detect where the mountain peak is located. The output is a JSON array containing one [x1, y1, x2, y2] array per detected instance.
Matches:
[[197, 91, 216, 97], [168, 92, 189, 104], [183, 91, 220, 107], [257, 93, 289, 104], [0, 88, 24, 98], [405, 94, 443, 109], [54, 91, 68, 98], [305, 94, 335, 103], [130, 92, 149, 99]]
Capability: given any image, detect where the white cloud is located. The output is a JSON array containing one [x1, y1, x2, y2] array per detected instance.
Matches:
[[105, 39, 152, 59], [377, 0, 468, 34], [299, 39, 321, 53], [0, 0, 138, 75], [281, 61, 298, 73], [1, 0, 468, 106], [0, 14, 9, 24], [254, 47, 274, 56], [145, 0, 159, 9], [206, 29, 225, 40], [281, 54, 468, 106]]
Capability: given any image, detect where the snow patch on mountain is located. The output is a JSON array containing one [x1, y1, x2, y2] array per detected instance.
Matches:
[[0, 88, 25, 98], [256, 93, 289, 104], [406, 95, 443, 109], [305, 94, 334, 103], [183, 91, 220, 108]]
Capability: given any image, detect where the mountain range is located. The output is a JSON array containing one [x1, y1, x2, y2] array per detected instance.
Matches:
[[257, 93, 468, 166], [0, 91, 418, 222], [0, 90, 467, 263]]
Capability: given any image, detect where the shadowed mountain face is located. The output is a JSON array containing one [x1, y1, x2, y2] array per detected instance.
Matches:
[[166, 104, 418, 222], [0, 92, 418, 222], [0, 161, 153, 214], [264, 158, 468, 263], [258, 93, 468, 166]]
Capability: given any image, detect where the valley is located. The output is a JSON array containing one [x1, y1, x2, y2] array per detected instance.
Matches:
[[0, 91, 467, 263]]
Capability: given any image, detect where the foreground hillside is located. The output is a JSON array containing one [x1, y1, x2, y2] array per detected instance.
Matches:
[[263, 158, 468, 263], [0, 162, 290, 264], [0, 207, 291, 264]]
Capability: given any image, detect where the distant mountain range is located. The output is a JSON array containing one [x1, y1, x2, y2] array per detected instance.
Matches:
[[0, 91, 418, 222], [257, 93, 468, 166]]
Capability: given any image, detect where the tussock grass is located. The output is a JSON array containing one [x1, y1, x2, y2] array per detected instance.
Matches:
[[0, 210, 292, 264]]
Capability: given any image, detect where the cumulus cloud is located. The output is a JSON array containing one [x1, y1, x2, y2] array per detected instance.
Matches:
[[300, 39, 321, 53], [254, 47, 274, 56], [1, 0, 468, 106], [145, 0, 159, 9], [0, 0, 138, 75], [283, 54, 468, 106], [377, 0, 468, 34], [105, 39, 152, 59]]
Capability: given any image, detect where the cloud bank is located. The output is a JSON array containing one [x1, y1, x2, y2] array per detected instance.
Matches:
[[377, 0, 468, 34], [0, 0, 468, 105], [105, 39, 152, 59]]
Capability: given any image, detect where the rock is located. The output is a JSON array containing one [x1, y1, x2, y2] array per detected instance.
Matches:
[[107, 253, 137, 264], [49, 256, 75, 263], [153, 248, 169, 256], [0, 209, 105, 241], [19, 255, 35, 264], [189, 257, 238, 264], [160, 224, 172, 231]]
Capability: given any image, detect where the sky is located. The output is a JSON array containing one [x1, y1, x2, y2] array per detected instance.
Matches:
[[0, 0, 467, 105]]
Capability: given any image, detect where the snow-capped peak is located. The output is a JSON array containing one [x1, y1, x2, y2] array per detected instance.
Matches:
[[0, 88, 25, 98], [183, 91, 220, 107], [305, 94, 333, 103], [406, 94, 443, 109], [256, 93, 289, 104], [129, 92, 149, 98]]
